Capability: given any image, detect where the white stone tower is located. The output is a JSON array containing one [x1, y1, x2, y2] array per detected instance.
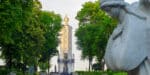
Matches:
[[58, 15, 74, 75]]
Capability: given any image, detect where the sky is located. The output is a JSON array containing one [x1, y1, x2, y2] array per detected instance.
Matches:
[[39, 0, 138, 71]]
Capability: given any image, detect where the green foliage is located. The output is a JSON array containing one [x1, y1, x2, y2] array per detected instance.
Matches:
[[0, 0, 62, 73], [75, 0, 117, 70], [38, 62, 49, 71], [39, 11, 61, 58], [76, 71, 127, 75], [0, 67, 9, 75], [38, 11, 62, 70]]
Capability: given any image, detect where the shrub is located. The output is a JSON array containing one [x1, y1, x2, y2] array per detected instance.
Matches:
[[76, 71, 127, 75]]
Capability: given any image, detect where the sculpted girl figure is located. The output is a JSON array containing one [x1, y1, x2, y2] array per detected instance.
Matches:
[[100, 0, 150, 75]]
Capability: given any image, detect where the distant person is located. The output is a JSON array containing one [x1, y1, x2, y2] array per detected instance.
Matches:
[[100, 0, 150, 75]]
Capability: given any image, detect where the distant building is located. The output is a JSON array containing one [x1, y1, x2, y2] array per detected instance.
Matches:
[[57, 15, 74, 74], [0, 50, 6, 67]]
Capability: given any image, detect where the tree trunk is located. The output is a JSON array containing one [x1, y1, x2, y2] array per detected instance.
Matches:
[[88, 59, 91, 71], [88, 57, 92, 71], [6, 45, 12, 70], [48, 59, 50, 75]]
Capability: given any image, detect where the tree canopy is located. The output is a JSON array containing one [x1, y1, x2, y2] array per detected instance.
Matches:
[[75, 0, 117, 71], [38, 11, 62, 72], [0, 0, 62, 73]]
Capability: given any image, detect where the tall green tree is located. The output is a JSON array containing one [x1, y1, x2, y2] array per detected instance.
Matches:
[[0, 0, 61, 73], [0, 0, 45, 72], [75, 1, 117, 71], [0, 0, 25, 71], [38, 11, 62, 73], [19, 0, 45, 72]]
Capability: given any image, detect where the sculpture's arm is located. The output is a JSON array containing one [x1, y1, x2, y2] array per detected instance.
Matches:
[[100, 1, 146, 20], [100, 1, 127, 40], [100, 0, 127, 20]]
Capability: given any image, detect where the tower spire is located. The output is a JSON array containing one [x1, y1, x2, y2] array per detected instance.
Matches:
[[64, 15, 69, 25]]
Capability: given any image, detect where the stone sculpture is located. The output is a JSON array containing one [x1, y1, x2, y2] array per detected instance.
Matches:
[[100, 0, 150, 75]]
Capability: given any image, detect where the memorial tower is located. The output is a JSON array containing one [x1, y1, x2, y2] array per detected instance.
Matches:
[[58, 15, 74, 75]]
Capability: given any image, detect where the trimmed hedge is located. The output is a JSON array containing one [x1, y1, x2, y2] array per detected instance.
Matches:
[[76, 71, 127, 75]]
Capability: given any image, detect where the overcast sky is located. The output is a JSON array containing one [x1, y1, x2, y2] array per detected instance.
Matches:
[[39, 0, 138, 71]]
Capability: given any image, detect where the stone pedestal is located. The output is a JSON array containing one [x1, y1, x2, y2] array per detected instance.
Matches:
[[58, 53, 74, 75]]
